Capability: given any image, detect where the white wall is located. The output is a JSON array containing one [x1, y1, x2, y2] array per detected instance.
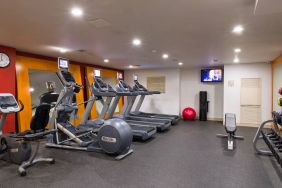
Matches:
[[180, 68, 224, 120], [124, 68, 180, 115], [125, 68, 224, 120], [224, 63, 272, 125]]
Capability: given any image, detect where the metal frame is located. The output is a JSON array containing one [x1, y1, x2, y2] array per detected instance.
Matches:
[[253, 120, 274, 155], [217, 114, 244, 150], [19, 140, 55, 176]]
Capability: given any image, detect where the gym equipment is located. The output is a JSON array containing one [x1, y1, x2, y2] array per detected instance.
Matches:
[[130, 75, 179, 125], [217, 113, 244, 150], [89, 71, 157, 141], [278, 87, 282, 95], [45, 58, 133, 160], [182, 107, 196, 121], [253, 111, 282, 167], [199, 91, 208, 121], [0, 93, 56, 176], [115, 75, 171, 132], [277, 97, 282, 106], [81, 69, 118, 126]]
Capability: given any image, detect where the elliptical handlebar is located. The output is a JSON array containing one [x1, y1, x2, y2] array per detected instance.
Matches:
[[18, 100, 24, 112]]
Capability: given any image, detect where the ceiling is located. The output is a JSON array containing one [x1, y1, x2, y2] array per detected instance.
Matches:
[[0, 0, 282, 69]]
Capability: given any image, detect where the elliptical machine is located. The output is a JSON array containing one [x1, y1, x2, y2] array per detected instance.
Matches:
[[0, 93, 56, 176], [45, 58, 133, 160]]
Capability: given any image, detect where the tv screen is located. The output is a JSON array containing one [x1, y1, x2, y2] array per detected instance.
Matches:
[[201, 69, 223, 82]]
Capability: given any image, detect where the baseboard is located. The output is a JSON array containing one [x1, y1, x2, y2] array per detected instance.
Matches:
[[237, 123, 259, 127], [207, 117, 223, 122]]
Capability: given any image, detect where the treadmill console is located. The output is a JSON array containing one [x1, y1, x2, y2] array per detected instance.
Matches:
[[93, 70, 115, 93], [118, 80, 131, 92], [0, 93, 20, 113]]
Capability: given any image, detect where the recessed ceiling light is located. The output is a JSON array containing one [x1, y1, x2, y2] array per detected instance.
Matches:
[[132, 38, 142, 46], [129, 65, 134, 68], [178, 62, 183, 66], [29, 87, 35, 92], [234, 48, 241, 53], [233, 56, 239, 63], [104, 59, 109, 63], [162, 53, 169, 59], [232, 25, 244, 34], [50, 47, 69, 53], [71, 7, 83, 17], [59, 48, 67, 53]]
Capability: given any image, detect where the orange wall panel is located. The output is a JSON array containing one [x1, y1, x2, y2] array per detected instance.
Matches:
[[16, 56, 85, 132]]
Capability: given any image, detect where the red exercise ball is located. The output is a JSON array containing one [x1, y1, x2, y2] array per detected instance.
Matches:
[[278, 87, 282, 95], [182, 107, 196, 121]]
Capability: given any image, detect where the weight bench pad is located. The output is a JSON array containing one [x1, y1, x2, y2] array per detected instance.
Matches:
[[225, 113, 236, 133]]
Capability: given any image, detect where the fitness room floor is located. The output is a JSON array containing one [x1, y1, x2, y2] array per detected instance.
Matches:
[[0, 121, 281, 188]]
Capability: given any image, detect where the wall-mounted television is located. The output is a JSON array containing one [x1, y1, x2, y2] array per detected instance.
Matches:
[[201, 68, 223, 82]]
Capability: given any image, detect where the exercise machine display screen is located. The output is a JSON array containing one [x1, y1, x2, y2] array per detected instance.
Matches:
[[117, 72, 123, 80], [58, 58, 69, 69], [0, 96, 18, 109], [133, 75, 138, 81], [94, 70, 101, 77]]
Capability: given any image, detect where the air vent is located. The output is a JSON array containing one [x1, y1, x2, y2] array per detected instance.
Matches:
[[87, 18, 111, 28]]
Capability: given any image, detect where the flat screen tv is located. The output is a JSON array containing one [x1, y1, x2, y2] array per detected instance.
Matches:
[[201, 69, 223, 82]]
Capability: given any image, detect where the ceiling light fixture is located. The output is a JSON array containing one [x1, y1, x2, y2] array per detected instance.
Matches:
[[232, 25, 244, 34], [49, 46, 70, 53], [178, 62, 183, 66], [104, 59, 109, 63], [129, 65, 134, 68], [29, 87, 35, 92], [233, 56, 239, 63], [71, 7, 83, 17], [59, 48, 67, 53], [234, 48, 241, 53], [162, 53, 169, 59], [132, 38, 142, 46]]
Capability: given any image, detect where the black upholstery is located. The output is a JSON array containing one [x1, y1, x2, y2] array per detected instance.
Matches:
[[40, 92, 59, 104], [12, 103, 56, 141], [40, 91, 78, 104], [30, 104, 51, 132]]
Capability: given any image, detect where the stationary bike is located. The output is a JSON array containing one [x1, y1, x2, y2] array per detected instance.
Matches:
[[0, 93, 56, 176], [0, 94, 30, 163]]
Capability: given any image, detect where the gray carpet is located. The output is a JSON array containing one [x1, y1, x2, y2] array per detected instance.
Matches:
[[0, 121, 281, 188]]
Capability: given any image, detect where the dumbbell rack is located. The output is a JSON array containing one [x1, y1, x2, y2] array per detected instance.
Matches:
[[261, 129, 282, 167]]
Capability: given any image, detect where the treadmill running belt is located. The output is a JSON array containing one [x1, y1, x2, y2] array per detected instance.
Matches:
[[130, 124, 155, 133]]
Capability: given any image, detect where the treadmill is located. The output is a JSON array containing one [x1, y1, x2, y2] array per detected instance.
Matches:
[[85, 70, 156, 141], [108, 73, 171, 132], [130, 75, 180, 125]]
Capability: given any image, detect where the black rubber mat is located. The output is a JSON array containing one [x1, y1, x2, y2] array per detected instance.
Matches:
[[0, 121, 281, 188]]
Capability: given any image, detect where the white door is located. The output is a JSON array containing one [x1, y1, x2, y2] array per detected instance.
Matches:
[[240, 78, 261, 126]]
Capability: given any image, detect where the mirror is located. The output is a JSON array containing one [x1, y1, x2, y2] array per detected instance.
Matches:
[[28, 69, 63, 110]]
